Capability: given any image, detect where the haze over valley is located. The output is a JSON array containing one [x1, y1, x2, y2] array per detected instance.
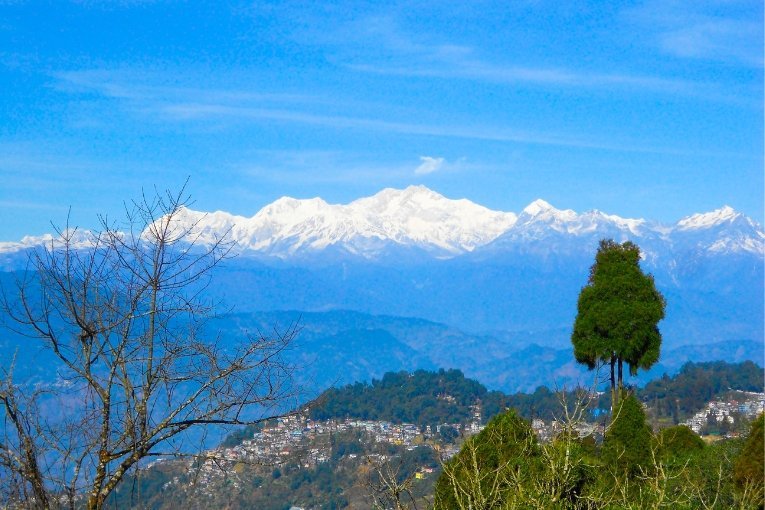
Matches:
[[2, 186, 762, 392]]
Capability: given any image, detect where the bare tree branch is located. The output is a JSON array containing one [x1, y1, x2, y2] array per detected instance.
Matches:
[[0, 186, 300, 509]]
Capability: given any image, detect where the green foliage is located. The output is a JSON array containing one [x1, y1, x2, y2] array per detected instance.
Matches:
[[433, 404, 760, 509], [310, 368, 486, 426], [483, 386, 589, 423], [734, 413, 764, 506], [125, 365, 764, 509], [220, 421, 265, 448], [572, 239, 665, 382], [308, 370, 607, 431], [655, 425, 705, 461], [642, 361, 765, 422], [439, 424, 459, 443], [602, 392, 653, 477], [433, 410, 541, 509]]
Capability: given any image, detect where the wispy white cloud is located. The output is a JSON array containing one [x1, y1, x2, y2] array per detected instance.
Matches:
[[48, 69, 757, 157], [52, 69, 318, 104], [659, 19, 761, 66], [155, 102, 753, 157], [626, 0, 763, 67], [414, 156, 444, 175], [324, 14, 739, 99], [52, 70, 649, 152], [0, 199, 61, 211], [347, 61, 706, 96]]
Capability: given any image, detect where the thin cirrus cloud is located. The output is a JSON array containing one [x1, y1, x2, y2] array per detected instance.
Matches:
[[658, 19, 762, 66], [158, 102, 752, 158], [50, 71, 631, 152], [327, 15, 735, 100], [414, 156, 444, 175], [317, 10, 759, 105], [52, 70, 320, 105], [158, 102, 626, 152], [49, 70, 755, 158], [344, 60, 742, 104], [624, 0, 763, 67]]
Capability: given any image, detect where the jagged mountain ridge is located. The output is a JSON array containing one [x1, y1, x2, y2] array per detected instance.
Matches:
[[1, 186, 762, 261], [153, 186, 518, 258], [0, 188, 761, 389]]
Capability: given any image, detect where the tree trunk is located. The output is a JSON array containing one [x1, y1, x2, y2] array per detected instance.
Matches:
[[610, 355, 616, 411], [617, 356, 623, 393]]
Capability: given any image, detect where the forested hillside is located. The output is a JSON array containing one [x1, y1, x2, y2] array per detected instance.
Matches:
[[307, 362, 764, 430], [641, 361, 764, 420], [111, 362, 763, 509]]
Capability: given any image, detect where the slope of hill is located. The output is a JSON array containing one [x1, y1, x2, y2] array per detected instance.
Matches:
[[106, 363, 764, 510]]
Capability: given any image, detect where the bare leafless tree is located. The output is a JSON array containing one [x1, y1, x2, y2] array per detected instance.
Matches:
[[365, 455, 421, 510], [0, 186, 300, 509]]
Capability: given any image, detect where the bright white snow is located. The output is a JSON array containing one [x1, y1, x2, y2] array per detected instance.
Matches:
[[1, 187, 762, 259]]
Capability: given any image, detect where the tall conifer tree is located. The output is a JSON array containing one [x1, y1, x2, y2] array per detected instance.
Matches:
[[572, 240, 665, 406]]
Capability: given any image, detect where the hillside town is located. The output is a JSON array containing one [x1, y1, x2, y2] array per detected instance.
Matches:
[[174, 409, 480, 493], [163, 388, 765, 494], [682, 391, 765, 435]]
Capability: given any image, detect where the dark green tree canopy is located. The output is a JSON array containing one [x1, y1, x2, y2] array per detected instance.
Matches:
[[572, 240, 666, 386], [434, 410, 541, 509], [602, 393, 653, 477], [655, 425, 705, 461], [733, 413, 764, 505]]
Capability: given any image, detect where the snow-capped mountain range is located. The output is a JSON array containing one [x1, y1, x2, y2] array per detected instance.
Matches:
[[1, 186, 762, 370], [1, 185, 763, 261]]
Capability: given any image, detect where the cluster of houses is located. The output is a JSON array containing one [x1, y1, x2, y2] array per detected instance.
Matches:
[[179, 398, 614, 492], [156, 391, 765, 499], [178, 409, 483, 492], [682, 390, 765, 435], [531, 418, 600, 442]]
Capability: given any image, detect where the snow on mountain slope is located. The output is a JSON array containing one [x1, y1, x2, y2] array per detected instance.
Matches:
[[515, 200, 649, 237], [146, 185, 518, 258], [673, 207, 765, 255], [347, 186, 517, 252], [0, 229, 98, 253], [1, 187, 762, 261], [481, 199, 656, 256], [677, 206, 740, 230]]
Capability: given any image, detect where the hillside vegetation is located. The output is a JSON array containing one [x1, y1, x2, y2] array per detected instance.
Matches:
[[111, 362, 764, 509]]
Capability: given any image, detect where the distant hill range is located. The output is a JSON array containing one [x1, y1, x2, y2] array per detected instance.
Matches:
[[211, 310, 764, 393], [1, 186, 762, 391]]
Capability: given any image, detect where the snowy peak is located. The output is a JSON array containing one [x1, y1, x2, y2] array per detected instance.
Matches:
[[0, 229, 98, 253], [349, 185, 450, 216], [144, 186, 518, 258], [361, 184, 442, 203], [521, 199, 556, 216], [1, 187, 762, 260], [519, 198, 577, 224], [672, 206, 764, 255], [348, 186, 517, 252], [513, 200, 641, 237], [676, 206, 741, 230], [259, 196, 333, 215]]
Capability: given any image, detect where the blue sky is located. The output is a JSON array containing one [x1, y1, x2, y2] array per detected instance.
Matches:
[[0, 0, 762, 239]]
